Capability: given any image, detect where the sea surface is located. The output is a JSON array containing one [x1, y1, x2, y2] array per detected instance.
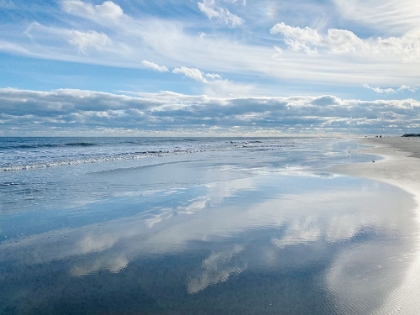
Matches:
[[0, 137, 417, 314]]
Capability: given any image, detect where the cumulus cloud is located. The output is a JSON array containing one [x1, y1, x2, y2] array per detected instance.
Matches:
[[270, 23, 323, 54], [1, 88, 420, 136], [398, 85, 417, 92], [172, 67, 224, 84], [141, 60, 168, 72], [171, 67, 247, 97], [311, 96, 342, 106], [68, 30, 112, 53], [62, 0, 124, 22], [198, 0, 244, 27], [363, 84, 418, 94], [270, 22, 420, 62], [173, 66, 208, 82]]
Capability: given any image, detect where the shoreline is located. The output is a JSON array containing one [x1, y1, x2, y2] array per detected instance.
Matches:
[[330, 136, 420, 315], [330, 137, 420, 193]]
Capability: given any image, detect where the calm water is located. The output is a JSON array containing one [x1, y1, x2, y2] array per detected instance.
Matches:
[[0, 137, 417, 314]]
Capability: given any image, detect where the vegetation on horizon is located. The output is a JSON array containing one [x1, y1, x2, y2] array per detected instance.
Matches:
[[402, 134, 420, 137]]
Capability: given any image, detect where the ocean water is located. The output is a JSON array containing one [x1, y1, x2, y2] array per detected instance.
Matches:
[[0, 137, 417, 314]]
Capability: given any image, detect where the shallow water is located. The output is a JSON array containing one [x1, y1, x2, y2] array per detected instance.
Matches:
[[0, 137, 417, 314]]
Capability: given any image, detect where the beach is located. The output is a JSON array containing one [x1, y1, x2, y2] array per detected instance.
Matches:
[[330, 136, 420, 315], [0, 136, 419, 314], [2, 0, 419, 313]]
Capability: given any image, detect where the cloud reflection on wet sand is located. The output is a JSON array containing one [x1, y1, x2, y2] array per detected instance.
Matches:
[[0, 172, 417, 314]]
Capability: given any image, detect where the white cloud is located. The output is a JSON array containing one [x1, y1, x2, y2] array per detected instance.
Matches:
[[172, 67, 224, 84], [332, 0, 420, 34], [62, 0, 124, 22], [68, 30, 112, 53], [171, 67, 247, 96], [21, 22, 118, 56], [141, 60, 168, 72], [223, 0, 246, 4], [1, 88, 420, 136], [272, 46, 283, 60], [198, 0, 244, 27], [398, 85, 417, 92], [270, 22, 420, 62], [203, 79, 254, 97], [1, 9, 420, 89], [270, 22, 323, 54], [1, 3, 420, 92], [363, 84, 418, 94], [205, 73, 222, 80], [363, 84, 397, 94], [173, 66, 208, 82]]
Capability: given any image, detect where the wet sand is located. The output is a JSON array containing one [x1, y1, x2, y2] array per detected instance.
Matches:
[[331, 136, 420, 191], [330, 136, 420, 315], [2, 137, 419, 314]]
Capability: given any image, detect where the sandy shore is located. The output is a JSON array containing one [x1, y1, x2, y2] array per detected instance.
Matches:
[[331, 136, 420, 192], [330, 136, 420, 315]]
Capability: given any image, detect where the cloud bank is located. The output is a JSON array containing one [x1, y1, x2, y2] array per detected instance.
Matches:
[[1, 88, 419, 136]]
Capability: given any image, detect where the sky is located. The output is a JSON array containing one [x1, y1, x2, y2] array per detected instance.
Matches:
[[0, 0, 420, 136]]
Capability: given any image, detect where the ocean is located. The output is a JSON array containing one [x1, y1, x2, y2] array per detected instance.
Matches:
[[0, 137, 417, 314]]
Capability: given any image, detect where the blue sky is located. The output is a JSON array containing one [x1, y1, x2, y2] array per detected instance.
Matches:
[[1, 0, 420, 136]]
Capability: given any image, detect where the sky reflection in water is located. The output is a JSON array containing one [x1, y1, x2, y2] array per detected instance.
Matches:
[[0, 164, 417, 315]]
